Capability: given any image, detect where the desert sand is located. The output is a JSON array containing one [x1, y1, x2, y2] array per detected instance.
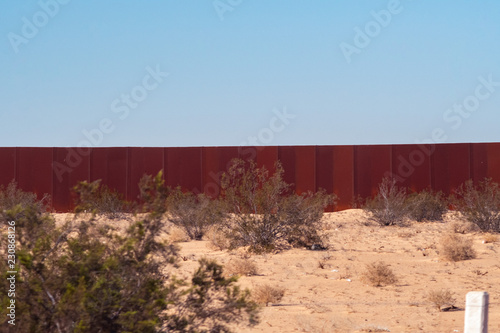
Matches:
[[172, 209, 499, 333], [53, 210, 499, 332]]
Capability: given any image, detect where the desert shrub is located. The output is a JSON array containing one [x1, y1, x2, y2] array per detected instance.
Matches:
[[0, 180, 49, 219], [448, 220, 479, 234], [165, 258, 259, 332], [224, 258, 258, 277], [0, 186, 258, 333], [167, 188, 226, 240], [138, 170, 170, 216], [73, 179, 129, 219], [205, 225, 232, 250], [406, 189, 447, 222], [167, 225, 190, 243], [426, 289, 456, 311], [361, 261, 398, 287], [451, 178, 500, 232], [440, 233, 476, 261], [364, 177, 408, 226], [220, 158, 335, 253], [483, 233, 498, 243], [252, 284, 285, 306]]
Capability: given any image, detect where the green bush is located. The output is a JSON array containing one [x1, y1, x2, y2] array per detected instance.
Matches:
[[167, 188, 226, 240], [406, 189, 448, 222], [451, 178, 500, 232], [221, 158, 335, 253], [138, 170, 170, 216], [0, 180, 49, 220], [73, 179, 129, 219], [364, 177, 408, 226], [1, 181, 259, 332]]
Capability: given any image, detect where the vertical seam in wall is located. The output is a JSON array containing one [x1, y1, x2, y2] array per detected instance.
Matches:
[[200, 147, 204, 194], [429, 144, 434, 190], [14, 147, 18, 183], [51, 147, 54, 210], [353, 146, 357, 200], [469, 143, 473, 181], [389, 145, 394, 177], [314, 146, 317, 192], [126, 147, 129, 202]]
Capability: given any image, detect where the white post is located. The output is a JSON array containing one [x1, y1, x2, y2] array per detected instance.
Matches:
[[464, 291, 489, 333]]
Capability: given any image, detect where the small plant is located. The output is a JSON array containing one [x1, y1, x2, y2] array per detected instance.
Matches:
[[483, 233, 498, 243], [0, 180, 49, 220], [224, 258, 258, 277], [406, 189, 448, 222], [205, 225, 232, 250], [252, 284, 285, 306], [73, 179, 128, 219], [167, 225, 190, 243], [452, 178, 500, 232], [426, 289, 456, 311], [138, 170, 169, 216], [448, 220, 478, 234], [221, 158, 335, 253], [166, 258, 260, 332], [440, 233, 476, 261], [167, 188, 225, 240], [338, 266, 353, 280], [364, 177, 408, 226], [361, 261, 397, 287]]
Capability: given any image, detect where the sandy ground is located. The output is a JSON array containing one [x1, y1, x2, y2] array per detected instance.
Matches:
[[173, 210, 499, 333], [52, 210, 500, 332]]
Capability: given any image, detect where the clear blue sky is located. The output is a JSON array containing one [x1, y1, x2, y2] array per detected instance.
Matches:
[[1, 0, 499, 147]]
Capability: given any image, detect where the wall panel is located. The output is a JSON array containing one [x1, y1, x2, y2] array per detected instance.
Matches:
[[332, 146, 354, 210], [52, 148, 90, 211], [16, 147, 53, 200], [278, 146, 296, 191], [294, 146, 316, 194], [165, 147, 202, 192], [354, 145, 392, 198], [90, 147, 128, 194], [431, 143, 470, 193], [485, 143, 500, 183], [471, 143, 488, 183], [127, 147, 164, 201], [255, 146, 278, 172], [201, 147, 239, 197], [391, 144, 432, 193], [0, 147, 16, 187]]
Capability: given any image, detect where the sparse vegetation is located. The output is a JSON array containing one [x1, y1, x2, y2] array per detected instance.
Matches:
[[224, 257, 258, 277], [426, 289, 456, 311], [205, 225, 232, 250], [448, 220, 478, 234], [483, 233, 498, 243], [364, 177, 408, 226], [73, 179, 129, 219], [406, 189, 447, 222], [440, 233, 476, 261], [167, 187, 226, 240], [252, 284, 285, 306], [361, 261, 398, 287], [220, 158, 335, 253], [0, 177, 259, 333], [452, 178, 500, 232], [0, 180, 49, 219]]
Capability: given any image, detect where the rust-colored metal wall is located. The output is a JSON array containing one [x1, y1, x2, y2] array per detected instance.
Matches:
[[1, 143, 500, 212]]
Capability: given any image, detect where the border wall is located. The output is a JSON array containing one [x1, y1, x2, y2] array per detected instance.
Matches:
[[1, 143, 500, 212]]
